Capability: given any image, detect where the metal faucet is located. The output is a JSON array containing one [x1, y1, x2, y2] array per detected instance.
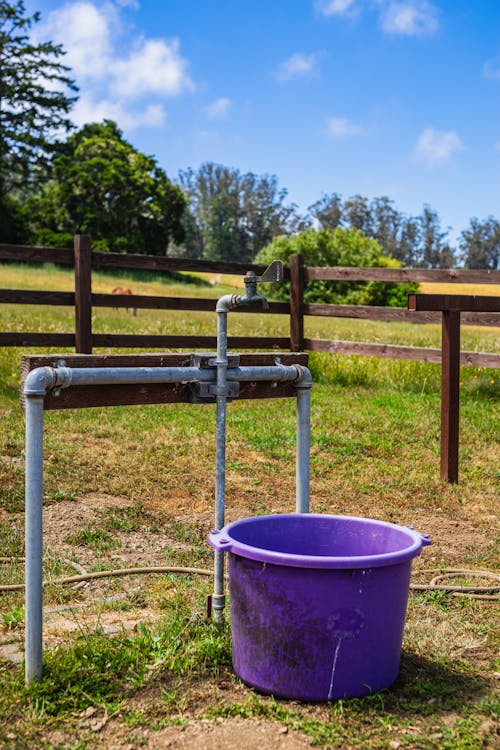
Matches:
[[241, 260, 284, 309], [216, 260, 283, 313]]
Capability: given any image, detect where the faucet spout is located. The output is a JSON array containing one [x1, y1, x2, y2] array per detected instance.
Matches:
[[248, 293, 269, 310]]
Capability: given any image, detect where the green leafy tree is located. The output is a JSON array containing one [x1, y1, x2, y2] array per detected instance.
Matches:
[[0, 193, 31, 241], [418, 205, 455, 268], [459, 216, 500, 270], [28, 120, 186, 254], [0, 0, 76, 203], [343, 194, 373, 235], [370, 196, 402, 259], [177, 162, 303, 262], [255, 227, 418, 306], [308, 192, 343, 230], [397, 215, 421, 267]]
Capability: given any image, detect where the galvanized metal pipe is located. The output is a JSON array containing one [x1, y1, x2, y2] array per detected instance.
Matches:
[[26, 364, 305, 391], [67, 366, 214, 387], [24, 394, 45, 683], [226, 365, 300, 382], [213, 309, 229, 625], [295, 366, 312, 513], [22, 357, 312, 677]]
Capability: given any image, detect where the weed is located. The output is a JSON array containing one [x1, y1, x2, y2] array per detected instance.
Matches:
[[65, 528, 117, 552], [1, 604, 24, 630]]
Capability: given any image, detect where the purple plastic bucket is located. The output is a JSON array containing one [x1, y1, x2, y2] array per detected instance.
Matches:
[[209, 514, 430, 701]]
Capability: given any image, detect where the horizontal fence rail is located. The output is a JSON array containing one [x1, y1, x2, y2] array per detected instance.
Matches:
[[306, 266, 500, 284], [0, 238, 498, 368], [0, 243, 287, 277]]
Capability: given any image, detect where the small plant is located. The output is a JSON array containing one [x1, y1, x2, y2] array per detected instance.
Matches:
[[65, 527, 116, 551], [1, 604, 24, 630]]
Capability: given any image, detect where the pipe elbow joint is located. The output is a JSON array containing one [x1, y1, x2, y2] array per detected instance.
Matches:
[[24, 367, 56, 397], [24, 366, 72, 397], [293, 365, 313, 389], [216, 293, 269, 312], [216, 294, 238, 313]]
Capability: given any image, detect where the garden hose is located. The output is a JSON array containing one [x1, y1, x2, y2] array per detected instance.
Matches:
[[0, 561, 498, 599]]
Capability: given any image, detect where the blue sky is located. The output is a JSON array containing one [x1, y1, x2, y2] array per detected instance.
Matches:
[[27, 0, 500, 242]]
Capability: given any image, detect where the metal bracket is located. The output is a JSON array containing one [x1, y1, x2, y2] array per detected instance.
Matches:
[[188, 353, 241, 403], [190, 353, 240, 369], [191, 381, 240, 402]]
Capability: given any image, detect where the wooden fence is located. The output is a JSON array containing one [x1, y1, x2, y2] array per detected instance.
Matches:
[[1, 235, 499, 369]]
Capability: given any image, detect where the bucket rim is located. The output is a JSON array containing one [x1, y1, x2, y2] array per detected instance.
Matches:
[[209, 513, 427, 569]]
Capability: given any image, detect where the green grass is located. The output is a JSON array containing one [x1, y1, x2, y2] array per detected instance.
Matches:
[[0, 263, 498, 748]]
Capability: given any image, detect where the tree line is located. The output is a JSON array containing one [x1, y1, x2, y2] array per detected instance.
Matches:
[[1, 0, 498, 273]]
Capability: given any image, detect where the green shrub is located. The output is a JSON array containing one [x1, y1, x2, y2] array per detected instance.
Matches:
[[256, 227, 418, 306]]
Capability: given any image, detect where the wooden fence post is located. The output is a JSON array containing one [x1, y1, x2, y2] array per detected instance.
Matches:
[[290, 253, 305, 352], [441, 310, 461, 482], [74, 234, 92, 354]]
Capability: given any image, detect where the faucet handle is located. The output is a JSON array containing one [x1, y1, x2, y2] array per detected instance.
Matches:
[[250, 260, 283, 284]]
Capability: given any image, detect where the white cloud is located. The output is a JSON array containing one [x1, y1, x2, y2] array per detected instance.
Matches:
[[275, 52, 322, 81], [72, 95, 166, 130], [316, 0, 440, 37], [314, 0, 358, 17], [35, 1, 193, 131], [39, 1, 111, 81], [380, 1, 439, 37], [483, 55, 500, 80], [414, 128, 464, 165], [112, 38, 193, 98], [204, 97, 231, 119], [326, 116, 365, 137]]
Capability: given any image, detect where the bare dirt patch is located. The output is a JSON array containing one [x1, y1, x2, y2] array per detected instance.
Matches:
[[143, 717, 313, 749]]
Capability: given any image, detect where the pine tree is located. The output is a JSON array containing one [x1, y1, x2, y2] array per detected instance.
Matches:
[[0, 0, 77, 200]]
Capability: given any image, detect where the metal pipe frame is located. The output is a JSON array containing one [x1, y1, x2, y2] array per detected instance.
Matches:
[[23, 360, 311, 680]]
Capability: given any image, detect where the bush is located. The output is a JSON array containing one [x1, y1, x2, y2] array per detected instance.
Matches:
[[255, 227, 418, 306]]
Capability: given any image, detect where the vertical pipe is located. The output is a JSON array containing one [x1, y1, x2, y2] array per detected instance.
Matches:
[[296, 384, 311, 513], [441, 310, 461, 483], [213, 310, 228, 623], [25, 396, 45, 682]]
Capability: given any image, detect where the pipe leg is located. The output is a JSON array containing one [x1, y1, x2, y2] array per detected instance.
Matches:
[[296, 386, 311, 513], [213, 312, 228, 624], [25, 396, 45, 682]]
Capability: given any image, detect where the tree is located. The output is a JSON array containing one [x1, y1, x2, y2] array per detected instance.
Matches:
[[308, 192, 343, 230], [0, 0, 77, 202], [255, 227, 418, 306], [307, 192, 459, 268], [397, 216, 421, 267], [459, 216, 500, 270], [177, 162, 303, 262], [370, 196, 402, 260], [28, 120, 186, 254], [419, 205, 455, 268], [343, 194, 373, 235], [0, 192, 31, 241]]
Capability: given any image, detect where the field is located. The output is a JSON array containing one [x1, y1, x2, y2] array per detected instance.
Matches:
[[0, 264, 498, 749]]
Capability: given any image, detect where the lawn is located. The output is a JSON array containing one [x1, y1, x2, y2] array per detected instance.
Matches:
[[0, 264, 498, 749]]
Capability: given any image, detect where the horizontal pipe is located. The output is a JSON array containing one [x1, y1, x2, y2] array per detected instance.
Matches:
[[24, 364, 309, 394], [227, 365, 302, 382], [67, 366, 214, 387]]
